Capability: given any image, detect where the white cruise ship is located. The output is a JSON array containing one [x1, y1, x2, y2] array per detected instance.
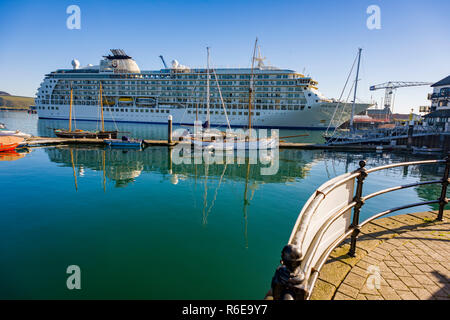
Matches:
[[35, 49, 373, 129]]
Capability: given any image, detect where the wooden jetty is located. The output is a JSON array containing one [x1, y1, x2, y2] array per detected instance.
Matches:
[[22, 136, 413, 152]]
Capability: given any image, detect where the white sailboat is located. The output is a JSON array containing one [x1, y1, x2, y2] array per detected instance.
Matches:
[[190, 39, 278, 151]]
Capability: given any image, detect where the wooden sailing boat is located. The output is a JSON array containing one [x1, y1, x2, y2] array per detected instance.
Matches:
[[54, 82, 118, 139]]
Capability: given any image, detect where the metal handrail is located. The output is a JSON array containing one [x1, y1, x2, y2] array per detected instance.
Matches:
[[362, 180, 442, 201], [358, 200, 440, 227], [365, 159, 445, 173], [268, 155, 450, 300]]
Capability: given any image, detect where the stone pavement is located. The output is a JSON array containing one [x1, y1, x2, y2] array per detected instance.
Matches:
[[311, 210, 450, 300]]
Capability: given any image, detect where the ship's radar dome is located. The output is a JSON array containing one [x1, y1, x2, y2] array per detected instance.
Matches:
[[71, 59, 80, 70], [171, 60, 179, 68], [100, 49, 140, 73]]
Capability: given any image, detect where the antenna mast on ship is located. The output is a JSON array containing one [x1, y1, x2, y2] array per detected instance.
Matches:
[[349, 48, 362, 132]]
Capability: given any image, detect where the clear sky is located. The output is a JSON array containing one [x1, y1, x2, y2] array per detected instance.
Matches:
[[0, 0, 448, 114]]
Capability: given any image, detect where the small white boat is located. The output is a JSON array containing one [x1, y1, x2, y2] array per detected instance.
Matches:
[[191, 135, 278, 151], [104, 136, 143, 148], [412, 146, 443, 155], [0, 129, 32, 139]]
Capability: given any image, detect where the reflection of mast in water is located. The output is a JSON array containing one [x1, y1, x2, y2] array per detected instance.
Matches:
[[70, 148, 78, 192], [102, 149, 106, 192], [202, 161, 209, 225], [243, 159, 251, 249], [203, 163, 228, 225]]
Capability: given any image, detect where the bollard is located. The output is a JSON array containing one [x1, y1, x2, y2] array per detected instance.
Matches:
[[168, 115, 173, 144]]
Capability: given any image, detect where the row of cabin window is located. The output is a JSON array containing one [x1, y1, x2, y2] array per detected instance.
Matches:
[[38, 105, 312, 112]]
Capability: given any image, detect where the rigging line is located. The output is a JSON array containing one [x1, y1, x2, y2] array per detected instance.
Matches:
[[325, 52, 358, 135], [332, 79, 356, 140], [179, 82, 199, 125], [212, 67, 231, 130], [106, 99, 119, 132], [328, 79, 356, 143]]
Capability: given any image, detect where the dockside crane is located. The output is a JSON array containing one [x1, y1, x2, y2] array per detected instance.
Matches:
[[159, 55, 168, 69], [369, 81, 433, 112]]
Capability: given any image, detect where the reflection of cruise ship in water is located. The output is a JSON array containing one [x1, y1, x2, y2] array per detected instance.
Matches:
[[44, 146, 322, 248], [44, 147, 321, 187], [35, 49, 373, 129]]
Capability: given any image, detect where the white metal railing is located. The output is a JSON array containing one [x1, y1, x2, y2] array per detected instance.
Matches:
[[267, 155, 449, 300]]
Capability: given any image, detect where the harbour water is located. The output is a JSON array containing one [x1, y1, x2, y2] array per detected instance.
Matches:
[[0, 111, 445, 299]]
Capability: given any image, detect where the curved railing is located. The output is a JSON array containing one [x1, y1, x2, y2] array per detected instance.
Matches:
[[267, 155, 449, 300]]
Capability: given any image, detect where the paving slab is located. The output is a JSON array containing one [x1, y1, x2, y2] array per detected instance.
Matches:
[[311, 210, 450, 300]]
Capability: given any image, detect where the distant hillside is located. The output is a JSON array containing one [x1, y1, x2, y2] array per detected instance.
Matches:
[[0, 94, 35, 110], [0, 91, 11, 96]]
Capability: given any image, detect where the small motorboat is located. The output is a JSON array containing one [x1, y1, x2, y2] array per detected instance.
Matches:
[[0, 142, 19, 152], [104, 136, 143, 148], [0, 124, 32, 139], [0, 135, 24, 151], [412, 146, 443, 155]]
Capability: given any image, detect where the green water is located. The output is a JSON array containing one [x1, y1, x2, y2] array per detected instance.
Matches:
[[0, 111, 446, 299]]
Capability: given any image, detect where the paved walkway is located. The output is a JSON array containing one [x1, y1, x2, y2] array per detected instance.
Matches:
[[311, 210, 450, 300]]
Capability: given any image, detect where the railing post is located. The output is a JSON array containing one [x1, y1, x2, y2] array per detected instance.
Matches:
[[438, 154, 450, 221], [348, 160, 368, 257], [270, 244, 306, 300]]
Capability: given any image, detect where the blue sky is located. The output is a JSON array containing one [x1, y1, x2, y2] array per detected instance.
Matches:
[[0, 0, 448, 113]]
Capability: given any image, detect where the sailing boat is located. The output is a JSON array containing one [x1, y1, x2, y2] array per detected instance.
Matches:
[[323, 48, 364, 145], [54, 82, 118, 139]]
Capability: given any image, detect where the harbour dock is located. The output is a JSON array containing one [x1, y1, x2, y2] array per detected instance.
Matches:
[[23, 136, 415, 152]]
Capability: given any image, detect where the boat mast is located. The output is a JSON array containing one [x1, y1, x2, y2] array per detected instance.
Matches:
[[99, 82, 105, 132], [196, 101, 199, 122], [69, 83, 73, 132], [206, 47, 211, 128], [350, 48, 362, 132], [248, 38, 258, 132]]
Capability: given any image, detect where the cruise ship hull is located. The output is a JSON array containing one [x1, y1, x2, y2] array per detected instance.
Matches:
[[37, 102, 372, 130]]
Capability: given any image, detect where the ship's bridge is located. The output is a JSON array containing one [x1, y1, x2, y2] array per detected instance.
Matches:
[[99, 49, 140, 74]]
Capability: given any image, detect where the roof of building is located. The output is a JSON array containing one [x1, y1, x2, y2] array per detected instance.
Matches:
[[431, 75, 450, 87], [424, 109, 450, 118]]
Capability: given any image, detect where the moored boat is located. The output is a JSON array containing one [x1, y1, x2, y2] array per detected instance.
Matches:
[[54, 129, 117, 139], [412, 146, 443, 155], [53, 82, 118, 139], [35, 48, 374, 129], [0, 142, 19, 152], [104, 136, 142, 148], [0, 123, 32, 139], [0, 135, 24, 152]]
